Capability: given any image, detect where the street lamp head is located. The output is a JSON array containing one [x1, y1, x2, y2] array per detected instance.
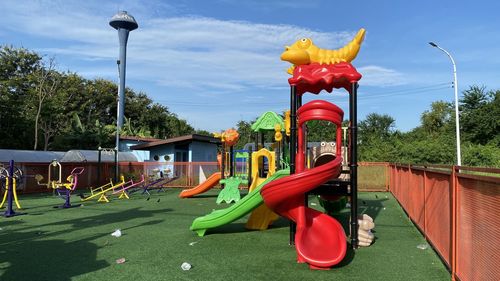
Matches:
[[109, 11, 138, 31], [429, 42, 438, 48]]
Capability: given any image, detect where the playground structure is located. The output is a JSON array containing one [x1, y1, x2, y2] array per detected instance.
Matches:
[[245, 111, 285, 230], [35, 160, 85, 208], [260, 28, 366, 269], [191, 29, 367, 270], [215, 128, 242, 204], [178, 128, 242, 202], [190, 111, 287, 235], [0, 160, 23, 217]]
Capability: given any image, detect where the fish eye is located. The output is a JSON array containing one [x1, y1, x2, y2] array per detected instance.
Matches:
[[301, 38, 307, 42]]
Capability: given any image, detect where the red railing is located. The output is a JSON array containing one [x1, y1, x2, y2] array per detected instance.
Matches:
[[389, 164, 500, 281], [11, 161, 219, 193]]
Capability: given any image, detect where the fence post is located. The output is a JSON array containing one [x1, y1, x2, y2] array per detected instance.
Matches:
[[423, 167, 427, 238], [385, 163, 389, 191], [451, 165, 458, 281]]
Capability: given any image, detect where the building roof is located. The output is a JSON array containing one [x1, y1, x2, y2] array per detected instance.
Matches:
[[119, 136, 163, 142], [0, 149, 138, 163], [131, 134, 221, 150], [0, 149, 65, 163], [59, 150, 138, 162]]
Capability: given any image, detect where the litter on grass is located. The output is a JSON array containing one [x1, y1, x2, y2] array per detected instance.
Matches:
[[181, 262, 192, 271], [189, 242, 198, 246], [310, 202, 317, 206], [111, 229, 122, 237], [417, 243, 429, 250], [116, 258, 126, 264]]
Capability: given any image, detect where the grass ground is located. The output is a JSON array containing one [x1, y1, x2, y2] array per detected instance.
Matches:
[[0, 189, 449, 281]]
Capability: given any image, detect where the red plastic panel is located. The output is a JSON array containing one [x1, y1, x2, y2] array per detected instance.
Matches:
[[288, 62, 362, 95]]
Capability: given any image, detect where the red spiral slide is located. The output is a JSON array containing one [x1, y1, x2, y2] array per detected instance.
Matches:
[[261, 100, 347, 269]]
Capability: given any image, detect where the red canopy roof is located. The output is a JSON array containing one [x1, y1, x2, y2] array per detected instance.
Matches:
[[288, 62, 362, 95]]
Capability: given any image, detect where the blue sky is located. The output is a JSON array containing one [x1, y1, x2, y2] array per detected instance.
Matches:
[[1, 0, 499, 132]]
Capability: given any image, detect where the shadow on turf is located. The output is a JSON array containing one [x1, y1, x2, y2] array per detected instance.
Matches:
[[0, 232, 109, 281], [0, 207, 171, 241], [0, 206, 170, 280]]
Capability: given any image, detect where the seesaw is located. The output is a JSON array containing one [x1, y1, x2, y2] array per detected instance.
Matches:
[[129, 168, 177, 195], [111, 174, 145, 199], [81, 175, 126, 203]]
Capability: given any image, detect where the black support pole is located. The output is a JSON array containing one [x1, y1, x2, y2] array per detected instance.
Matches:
[[289, 85, 297, 245], [248, 145, 252, 188], [220, 144, 226, 188], [229, 146, 234, 177], [349, 82, 359, 249]]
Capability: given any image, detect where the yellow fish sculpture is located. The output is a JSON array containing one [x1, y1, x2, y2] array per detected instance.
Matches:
[[281, 28, 366, 74]]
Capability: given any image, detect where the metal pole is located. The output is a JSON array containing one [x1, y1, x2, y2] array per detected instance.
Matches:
[[429, 42, 462, 166], [114, 148, 118, 183], [4, 160, 16, 217], [97, 147, 102, 185]]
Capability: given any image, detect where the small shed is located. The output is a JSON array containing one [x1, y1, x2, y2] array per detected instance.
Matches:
[[130, 134, 221, 163]]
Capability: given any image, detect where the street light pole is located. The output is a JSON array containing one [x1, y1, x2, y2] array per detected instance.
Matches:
[[429, 42, 462, 166]]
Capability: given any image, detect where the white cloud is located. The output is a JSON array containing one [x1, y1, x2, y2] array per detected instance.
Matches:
[[0, 0, 377, 93], [0, 0, 410, 130], [357, 65, 407, 87]]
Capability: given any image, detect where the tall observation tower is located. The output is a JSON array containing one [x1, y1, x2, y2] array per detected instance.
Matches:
[[109, 11, 139, 149], [109, 11, 138, 178]]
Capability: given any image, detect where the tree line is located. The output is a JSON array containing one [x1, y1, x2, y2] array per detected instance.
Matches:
[[0, 46, 208, 151], [234, 86, 499, 167], [1, 45, 498, 167]]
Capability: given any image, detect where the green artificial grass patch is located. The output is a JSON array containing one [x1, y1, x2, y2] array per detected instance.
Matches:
[[0, 190, 449, 281]]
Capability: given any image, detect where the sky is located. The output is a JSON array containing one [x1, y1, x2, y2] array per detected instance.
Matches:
[[1, 0, 499, 133]]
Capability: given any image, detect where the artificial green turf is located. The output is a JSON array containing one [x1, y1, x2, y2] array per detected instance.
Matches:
[[0, 190, 450, 281]]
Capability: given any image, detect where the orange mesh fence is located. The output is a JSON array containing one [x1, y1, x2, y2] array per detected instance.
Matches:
[[424, 169, 452, 267], [389, 164, 500, 281], [455, 168, 500, 281], [408, 167, 425, 230]]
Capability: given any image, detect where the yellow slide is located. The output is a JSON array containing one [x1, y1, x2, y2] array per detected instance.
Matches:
[[245, 149, 279, 230]]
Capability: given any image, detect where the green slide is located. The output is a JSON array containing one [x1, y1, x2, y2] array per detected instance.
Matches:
[[190, 169, 290, 236]]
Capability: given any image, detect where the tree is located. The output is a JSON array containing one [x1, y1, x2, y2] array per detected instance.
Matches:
[[32, 57, 61, 150], [358, 113, 395, 143], [0, 46, 41, 149], [460, 86, 500, 145], [234, 120, 254, 149], [420, 101, 453, 135]]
